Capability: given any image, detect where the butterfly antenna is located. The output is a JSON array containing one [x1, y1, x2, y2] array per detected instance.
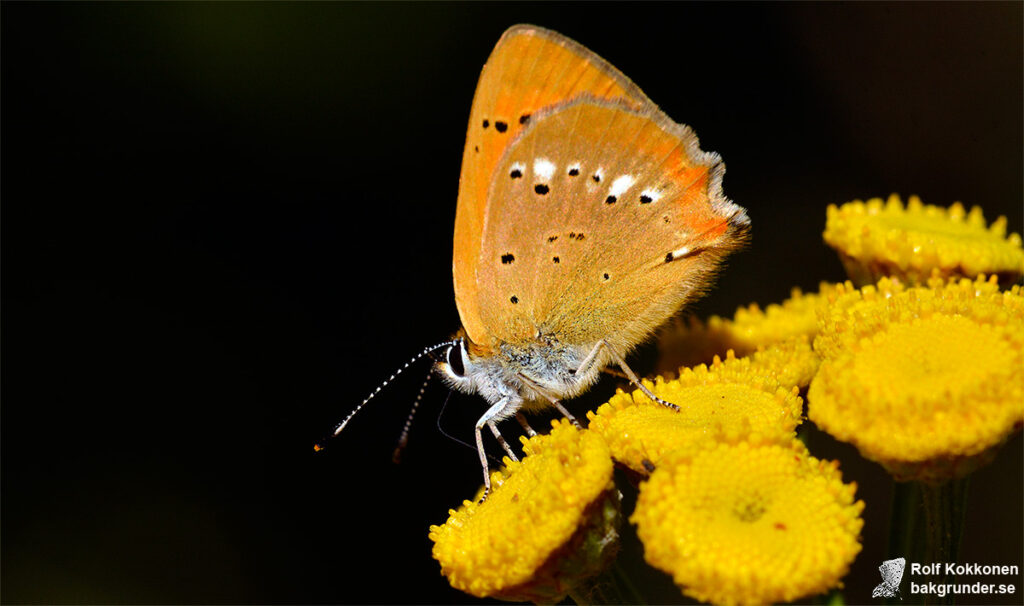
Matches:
[[391, 370, 434, 463], [314, 340, 457, 452]]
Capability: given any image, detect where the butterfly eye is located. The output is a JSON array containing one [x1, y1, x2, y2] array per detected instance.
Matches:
[[447, 343, 466, 377]]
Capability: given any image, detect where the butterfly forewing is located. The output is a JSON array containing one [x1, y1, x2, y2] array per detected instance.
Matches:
[[453, 26, 654, 352], [476, 99, 748, 354]]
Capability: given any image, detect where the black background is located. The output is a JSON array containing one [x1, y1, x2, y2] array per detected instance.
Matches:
[[3, 3, 1022, 604]]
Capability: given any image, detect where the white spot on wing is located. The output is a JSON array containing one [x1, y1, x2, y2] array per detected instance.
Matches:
[[533, 158, 555, 180], [670, 245, 691, 258], [609, 175, 635, 197]]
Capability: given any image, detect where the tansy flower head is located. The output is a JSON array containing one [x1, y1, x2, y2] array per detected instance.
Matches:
[[823, 194, 1024, 287], [588, 354, 803, 474], [631, 438, 864, 606], [747, 337, 821, 392], [809, 274, 1024, 482], [720, 283, 843, 349], [428, 420, 618, 603], [657, 285, 837, 388]]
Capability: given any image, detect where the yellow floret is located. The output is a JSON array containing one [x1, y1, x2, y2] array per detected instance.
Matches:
[[656, 284, 838, 387], [747, 337, 822, 391], [588, 354, 803, 474], [632, 439, 864, 605], [428, 420, 618, 602], [809, 274, 1024, 481], [823, 194, 1024, 286]]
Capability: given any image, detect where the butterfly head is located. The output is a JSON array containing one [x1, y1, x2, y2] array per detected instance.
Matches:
[[435, 335, 537, 412], [437, 337, 472, 390]]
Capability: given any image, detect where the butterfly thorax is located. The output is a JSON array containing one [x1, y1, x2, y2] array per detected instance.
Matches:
[[438, 335, 605, 418]]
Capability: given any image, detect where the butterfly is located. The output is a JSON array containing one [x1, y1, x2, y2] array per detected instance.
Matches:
[[326, 25, 749, 499]]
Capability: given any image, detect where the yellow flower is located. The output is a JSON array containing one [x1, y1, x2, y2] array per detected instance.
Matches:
[[656, 285, 838, 389], [809, 274, 1024, 482], [720, 283, 841, 349], [428, 420, 618, 603], [588, 355, 803, 474], [632, 439, 864, 606], [823, 194, 1024, 287], [748, 337, 822, 391], [811, 276, 909, 361]]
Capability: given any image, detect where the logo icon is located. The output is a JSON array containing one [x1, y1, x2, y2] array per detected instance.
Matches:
[[873, 557, 906, 599]]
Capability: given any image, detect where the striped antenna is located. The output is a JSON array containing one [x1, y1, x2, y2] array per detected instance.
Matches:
[[391, 370, 434, 463], [314, 340, 458, 452]]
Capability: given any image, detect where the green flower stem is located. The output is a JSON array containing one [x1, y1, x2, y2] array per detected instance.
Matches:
[[888, 478, 970, 605], [888, 482, 921, 567], [567, 562, 645, 606], [920, 478, 970, 605]]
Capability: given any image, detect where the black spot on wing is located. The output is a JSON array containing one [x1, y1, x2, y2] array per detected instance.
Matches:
[[534, 184, 549, 195], [501, 253, 515, 264], [495, 121, 508, 133]]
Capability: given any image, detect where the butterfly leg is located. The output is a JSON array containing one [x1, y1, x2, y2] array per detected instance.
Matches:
[[488, 422, 519, 462], [516, 412, 537, 437], [601, 340, 680, 411], [550, 400, 581, 427], [516, 373, 582, 427], [475, 397, 511, 502], [576, 340, 681, 412], [600, 367, 629, 379]]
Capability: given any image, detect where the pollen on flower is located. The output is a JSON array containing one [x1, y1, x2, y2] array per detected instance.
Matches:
[[747, 337, 822, 391], [428, 420, 619, 603], [587, 355, 803, 474], [656, 283, 840, 378], [808, 274, 1024, 482], [631, 439, 864, 606], [823, 194, 1024, 287]]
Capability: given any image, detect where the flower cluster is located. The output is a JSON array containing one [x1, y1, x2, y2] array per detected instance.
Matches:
[[427, 195, 1021, 604]]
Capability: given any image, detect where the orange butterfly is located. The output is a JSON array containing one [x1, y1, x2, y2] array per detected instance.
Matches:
[[329, 25, 748, 498]]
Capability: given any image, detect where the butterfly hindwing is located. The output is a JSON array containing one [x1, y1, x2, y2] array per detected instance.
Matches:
[[475, 99, 748, 354]]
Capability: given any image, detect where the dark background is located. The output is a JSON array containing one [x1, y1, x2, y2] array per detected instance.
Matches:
[[3, 3, 1022, 604]]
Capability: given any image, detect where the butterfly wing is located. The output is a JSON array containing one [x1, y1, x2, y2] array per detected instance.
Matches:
[[453, 25, 654, 352], [474, 99, 748, 355]]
